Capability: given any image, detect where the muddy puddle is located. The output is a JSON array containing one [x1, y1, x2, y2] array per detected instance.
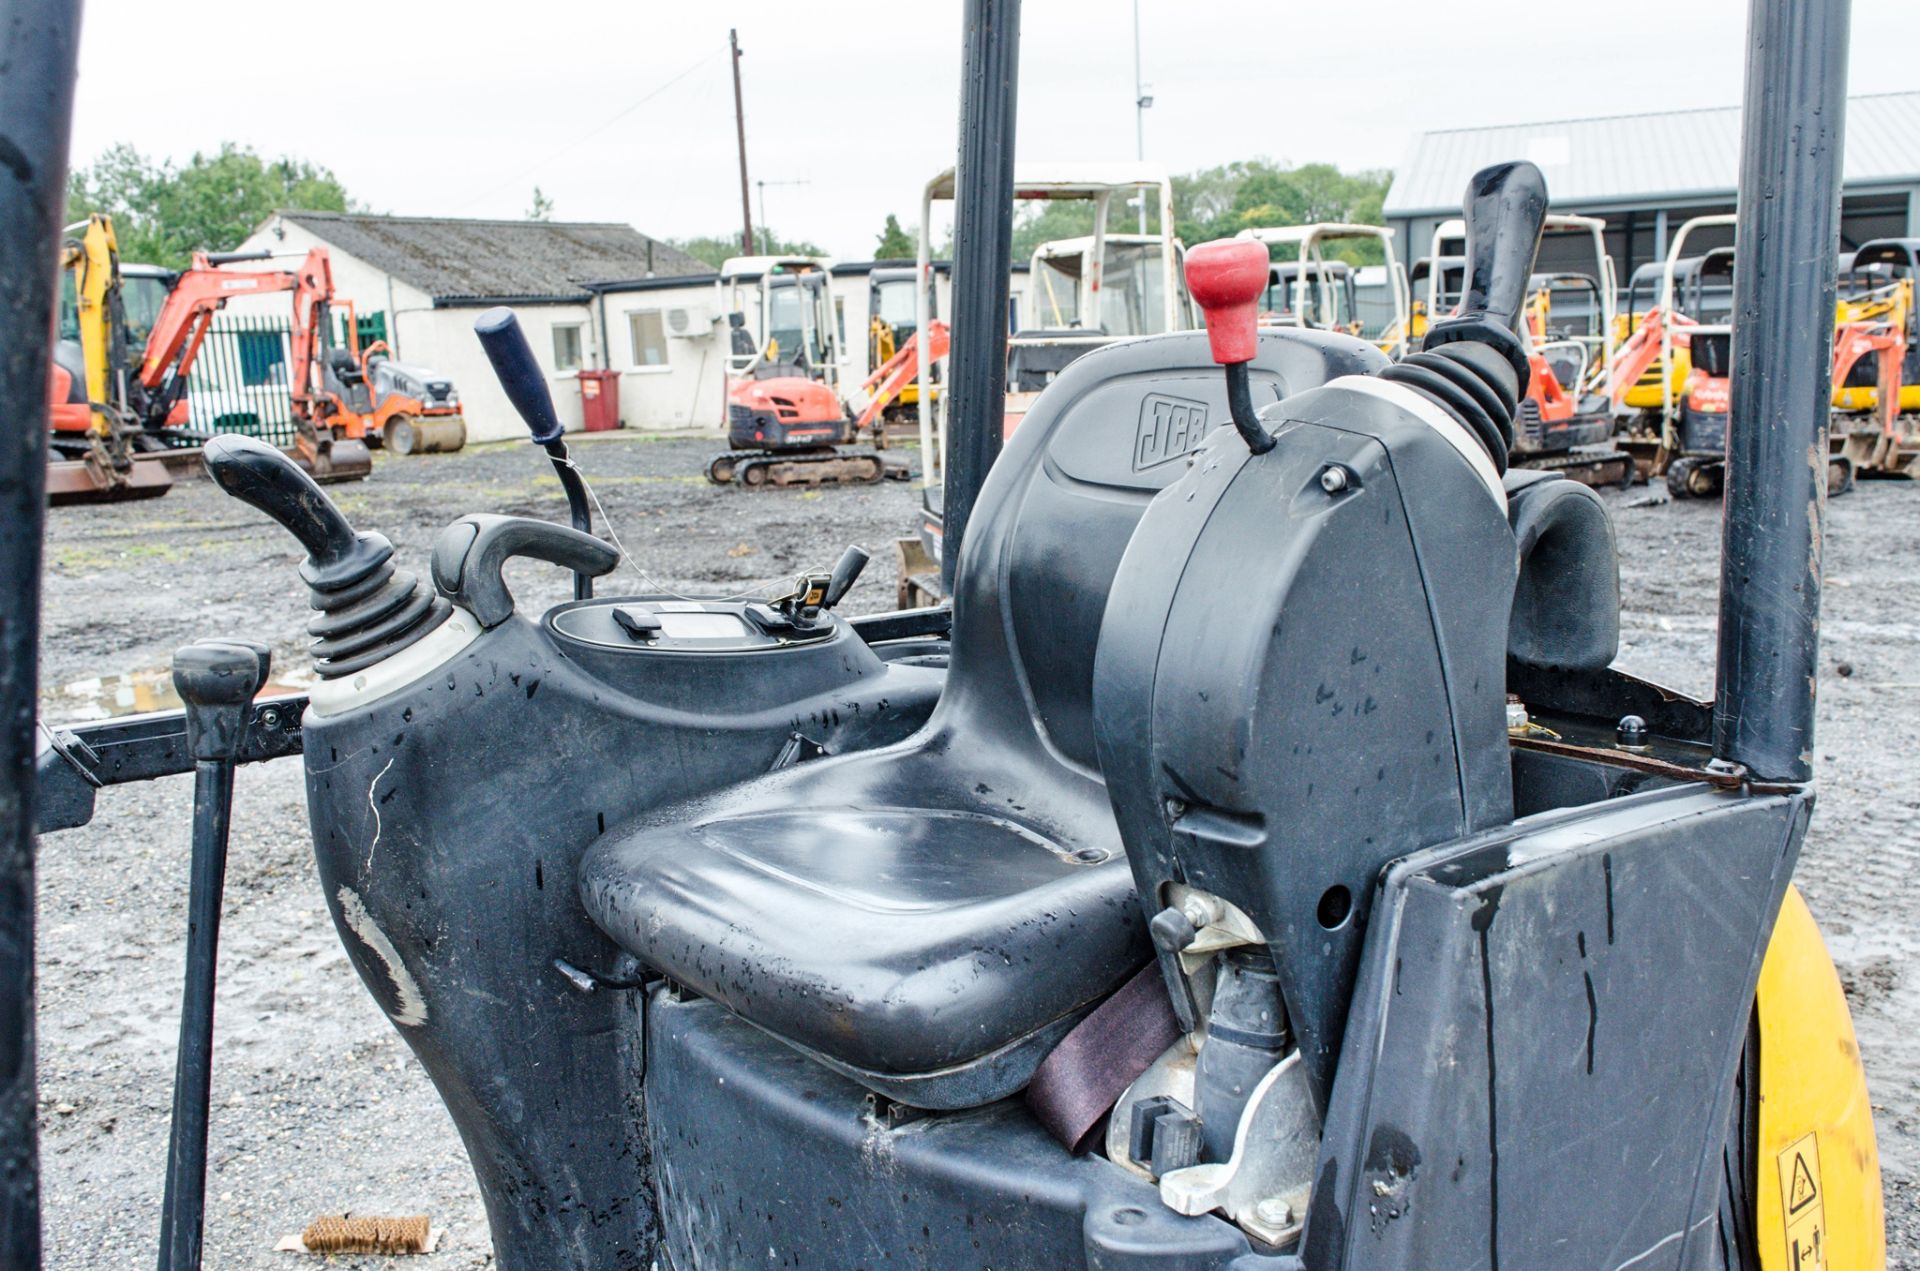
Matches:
[[43, 662, 315, 724]]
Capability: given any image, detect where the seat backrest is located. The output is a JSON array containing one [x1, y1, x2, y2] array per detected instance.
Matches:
[[935, 328, 1387, 774]]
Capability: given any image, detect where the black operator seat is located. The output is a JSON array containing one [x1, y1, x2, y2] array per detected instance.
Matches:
[[580, 329, 1388, 1110]]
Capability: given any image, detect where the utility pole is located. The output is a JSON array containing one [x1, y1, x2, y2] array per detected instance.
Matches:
[[1132, 0, 1152, 232], [731, 29, 754, 255]]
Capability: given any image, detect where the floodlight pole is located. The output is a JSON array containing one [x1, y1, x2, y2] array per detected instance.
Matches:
[[1134, 0, 1150, 232], [1715, 0, 1851, 783]]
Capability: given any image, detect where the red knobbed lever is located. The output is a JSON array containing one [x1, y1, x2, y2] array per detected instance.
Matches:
[[1184, 239, 1275, 453]]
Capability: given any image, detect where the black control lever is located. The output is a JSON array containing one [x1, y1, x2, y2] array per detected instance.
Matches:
[[821, 546, 871, 610], [430, 514, 621, 629], [158, 639, 270, 1271], [204, 434, 389, 591], [204, 437, 449, 677], [1380, 160, 1550, 473], [475, 307, 598, 600], [1421, 160, 1549, 386]]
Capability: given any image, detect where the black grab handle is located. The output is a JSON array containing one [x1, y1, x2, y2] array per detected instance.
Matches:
[[430, 514, 621, 628], [203, 435, 391, 592], [1422, 160, 1548, 384]]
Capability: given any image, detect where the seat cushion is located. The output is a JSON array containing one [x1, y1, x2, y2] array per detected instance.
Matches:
[[579, 800, 1145, 1084]]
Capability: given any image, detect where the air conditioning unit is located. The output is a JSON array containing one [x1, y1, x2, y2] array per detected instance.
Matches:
[[665, 306, 714, 337]]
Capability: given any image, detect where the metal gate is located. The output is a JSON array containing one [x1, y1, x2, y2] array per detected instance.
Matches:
[[184, 311, 389, 448]]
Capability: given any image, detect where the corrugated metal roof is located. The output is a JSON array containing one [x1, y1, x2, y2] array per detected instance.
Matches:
[[275, 212, 707, 303], [1385, 91, 1920, 216]]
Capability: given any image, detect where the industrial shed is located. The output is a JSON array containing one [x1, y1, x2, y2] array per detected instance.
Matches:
[[225, 212, 706, 441], [1384, 90, 1920, 281]]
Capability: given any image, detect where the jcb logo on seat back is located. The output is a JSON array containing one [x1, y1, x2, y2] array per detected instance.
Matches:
[[1134, 394, 1210, 471]]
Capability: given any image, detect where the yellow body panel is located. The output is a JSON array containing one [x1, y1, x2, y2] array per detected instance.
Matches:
[[1756, 886, 1884, 1271], [63, 214, 120, 437], [1831, 384, 1920, 414], [1621, 349, 1691, 411]]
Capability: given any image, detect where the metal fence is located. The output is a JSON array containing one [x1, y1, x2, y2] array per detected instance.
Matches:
[[184, 311, 387, 448]]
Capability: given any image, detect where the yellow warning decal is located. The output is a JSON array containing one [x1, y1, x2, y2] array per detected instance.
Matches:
[[1777, 1132, 1827, 1270]]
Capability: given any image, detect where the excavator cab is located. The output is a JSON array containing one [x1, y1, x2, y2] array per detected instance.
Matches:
[[1237, 224, 1410, 357], [1830, 237, 1920, 477], [1837, 239, 1919, 402], [322, 346, 374, 415], [136, 151, 1879, 1270]]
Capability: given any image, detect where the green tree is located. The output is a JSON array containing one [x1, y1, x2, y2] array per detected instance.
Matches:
[[65, 143, 354, 268], [1009, 200, 1098, 267], [1171, 159, 1390, 264], [527, 186, 555, 221], [874, 213, 915, 259], [669, 231, 828, 270]]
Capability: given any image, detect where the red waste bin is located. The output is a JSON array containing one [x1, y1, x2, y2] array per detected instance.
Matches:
[[577, 369, 621, 432]]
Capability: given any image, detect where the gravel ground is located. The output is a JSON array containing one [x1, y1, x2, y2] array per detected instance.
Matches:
[[30, 434, 1919, 1266]]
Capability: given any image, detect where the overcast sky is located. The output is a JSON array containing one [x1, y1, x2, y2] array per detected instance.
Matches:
[[70, 0, 1920, 258]]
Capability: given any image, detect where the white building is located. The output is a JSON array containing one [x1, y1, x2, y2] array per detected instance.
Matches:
[[220, 213, 974, 443], [227, 212, 709, 442]]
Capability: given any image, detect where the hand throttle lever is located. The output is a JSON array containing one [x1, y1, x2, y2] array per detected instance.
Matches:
[[203, 436, 448, 677], [1184, 239, 1276, 455], [1382, 160, 1549, 472], [475, 307, 600, 600], [822, 546, 870, 610]]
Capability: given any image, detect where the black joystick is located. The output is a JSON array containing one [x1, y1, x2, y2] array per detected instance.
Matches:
[[1381, 160, 1549, 473], [203, 435, 449, 678], [822, 546, 871, 610], [474, 307, 598, 600]]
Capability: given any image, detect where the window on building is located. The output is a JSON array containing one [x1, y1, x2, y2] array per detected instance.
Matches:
[[629, 311, 668, 368], [552, 323, 584, 373]]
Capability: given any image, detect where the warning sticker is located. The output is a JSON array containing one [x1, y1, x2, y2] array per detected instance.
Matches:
[[1777, 1132, 1826, 1271]]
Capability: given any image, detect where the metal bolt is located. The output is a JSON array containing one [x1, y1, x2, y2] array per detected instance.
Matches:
[[1253, 1197, 1295, 1228], [1616, 714, 1650, 749], [1505, 700, 1529, 733], [1319, 466, 1348, 493], [258, 708, 280, 731]]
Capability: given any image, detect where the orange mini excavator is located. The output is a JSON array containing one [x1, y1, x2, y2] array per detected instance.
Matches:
[[136, 246, 374, 483], [49, 239, 380, 500]]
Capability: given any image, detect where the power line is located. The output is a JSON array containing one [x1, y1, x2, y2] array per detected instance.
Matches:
[[460, 46, 725, 212]]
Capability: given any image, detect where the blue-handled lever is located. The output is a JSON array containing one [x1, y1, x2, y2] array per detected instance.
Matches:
[[475, 306, 565, 445], [474, 307, 599, 599]]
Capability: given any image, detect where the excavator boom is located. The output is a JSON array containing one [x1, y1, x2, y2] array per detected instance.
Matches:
[[137, 247, 370, 482]]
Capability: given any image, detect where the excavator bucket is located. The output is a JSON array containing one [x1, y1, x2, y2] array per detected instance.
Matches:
[[45, 453, 173, 506], [292, 428, 373, 484]]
